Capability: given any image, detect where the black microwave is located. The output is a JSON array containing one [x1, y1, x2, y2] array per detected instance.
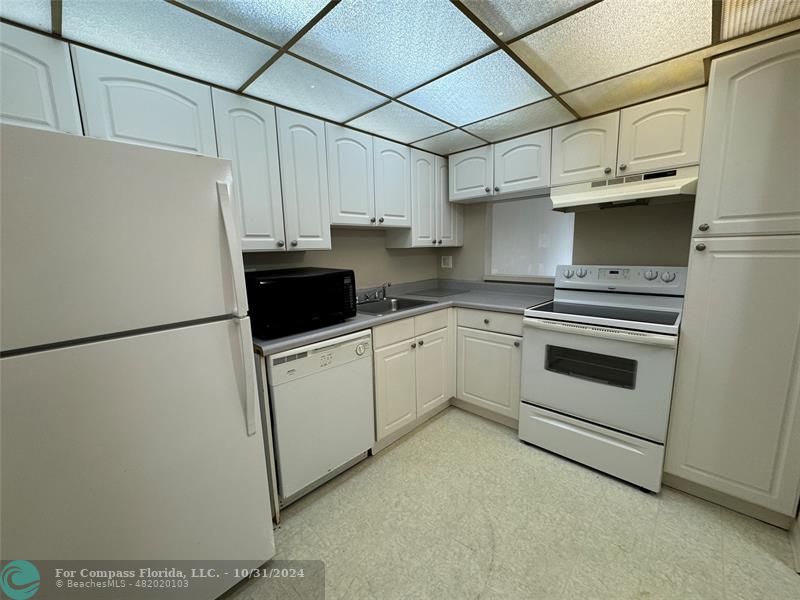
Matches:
[[245, 267, 357, 339]]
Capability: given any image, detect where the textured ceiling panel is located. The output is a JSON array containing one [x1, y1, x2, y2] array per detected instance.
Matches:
[[400, 51, 549, 126], [0, 0, 51, 32], [462, 0, 593, 40], [721, 0, 800, 39], [247, 54, 386, 122], [62, 0, 275, 89], [464, 98, 574, 142], [510, 0, 713, 93], [291, 0, 496, 96], [347, 102, 451, 144], [412, 129, 485, 155]]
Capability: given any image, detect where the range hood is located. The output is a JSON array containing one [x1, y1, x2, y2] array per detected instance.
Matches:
[[551, 166, 698, 212]]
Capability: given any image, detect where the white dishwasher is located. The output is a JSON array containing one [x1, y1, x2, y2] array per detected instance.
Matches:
[[267, 330, 374, 504]]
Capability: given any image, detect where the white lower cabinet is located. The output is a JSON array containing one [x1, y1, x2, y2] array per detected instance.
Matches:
[[374, 339, 418, 440], [416, 327, 453, 417]]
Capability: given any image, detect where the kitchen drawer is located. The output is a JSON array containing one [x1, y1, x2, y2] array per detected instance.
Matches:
[[414, 309, 449, 337], [457, 308, 523, 337], [373, 317, 414, 349]]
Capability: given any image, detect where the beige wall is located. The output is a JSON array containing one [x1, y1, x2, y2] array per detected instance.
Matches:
[[243, 227, 438, 289], [438, 203, 487, 280]]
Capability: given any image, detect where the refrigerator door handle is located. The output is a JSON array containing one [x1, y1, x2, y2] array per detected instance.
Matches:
[[217, 181, 249, 318], [237, 318, 258, 437]]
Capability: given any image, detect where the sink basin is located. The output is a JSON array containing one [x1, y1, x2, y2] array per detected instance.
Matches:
[[357, 297, 436, 315]]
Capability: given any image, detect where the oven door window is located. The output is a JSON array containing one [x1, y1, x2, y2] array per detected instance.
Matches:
[[545, 345, 637, 389]]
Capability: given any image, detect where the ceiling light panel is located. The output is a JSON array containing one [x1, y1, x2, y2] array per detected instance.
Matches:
[[179, 0, 328, 46], [0, 0, 51, 32], [462, 0, 594, 41], [291, 0, 496, 96], [464, 98, 574, 142], [510, 0, 713, 93], [399, 51, 550, 126], [347, 102, 450, 144], [412, 129, 485, 155], [61, 0, 275, 89], [247, 55, 387, 122], [721, 0, 800, 40]]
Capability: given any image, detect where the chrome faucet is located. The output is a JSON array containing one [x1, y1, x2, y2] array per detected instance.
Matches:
[[357, 282, 391, 304]]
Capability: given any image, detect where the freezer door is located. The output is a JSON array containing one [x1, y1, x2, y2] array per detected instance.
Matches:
[[1, 318, 274, 566], [0, 124, 249, 352]]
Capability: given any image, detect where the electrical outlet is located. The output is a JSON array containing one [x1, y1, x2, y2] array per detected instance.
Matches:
[[441, 255, 453, 269]]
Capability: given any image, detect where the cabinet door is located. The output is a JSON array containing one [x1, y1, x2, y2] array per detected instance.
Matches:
[[617, 88, 705, 176], [692, 35, 800, 236], [448, 145, 493, 202], [71, 46, 216, 155], [374, 339, 417, 441], [326, 124, 375, 227], [664, 235, 800, 515], [435, 156, 462, 247], [411, 149, 437, 248], [276, 109, 331, 250], [551, 112, 619, 186], [212, 89, 285, 252], [0, 23, 82, 134], [416, 327, 452, 417], [373, 138, 411, 227], [493, 130, 551, 196], [457, 327, 521, 419]]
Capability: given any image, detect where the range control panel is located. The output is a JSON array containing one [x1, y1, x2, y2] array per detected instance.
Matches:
[[555, 265, 688, 295]]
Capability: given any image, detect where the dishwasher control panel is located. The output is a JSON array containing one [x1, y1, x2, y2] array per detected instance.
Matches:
[[267, 330, 372, 386]]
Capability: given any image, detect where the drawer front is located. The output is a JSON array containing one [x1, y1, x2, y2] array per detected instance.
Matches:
[[373, 317, 414, 348], [414, 308, 449, 336], [457, 308, 523, 337]]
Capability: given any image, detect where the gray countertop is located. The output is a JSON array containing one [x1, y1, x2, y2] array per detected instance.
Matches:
[[252, 279, 553, 356]]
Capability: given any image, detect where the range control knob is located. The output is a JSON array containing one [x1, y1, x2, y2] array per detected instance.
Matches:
[[660, 271, 676, 283], [576, 268, 588, 278], [563, 269, 575, 279], [644, 269, 658, 281], [355, 344, 366, 356]]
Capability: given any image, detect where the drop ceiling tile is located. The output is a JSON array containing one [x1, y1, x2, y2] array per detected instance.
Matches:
[[464, 98, 574, 142], [179, 0, 328, 46], [291, 0, 496, 96], [62, 0, 275, 89], [721, 0, 800, 40], [399, 51, 549, 126], [247, 55, 387, 122], [462, 0, 593, 41], [412, 129, 485, 155], [510, 0, 712, 93], [0, 0, 51, 32], [347, 102, 450, 144]]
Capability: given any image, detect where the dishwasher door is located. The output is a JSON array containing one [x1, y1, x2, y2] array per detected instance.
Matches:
[[268, 331, 374, 500]]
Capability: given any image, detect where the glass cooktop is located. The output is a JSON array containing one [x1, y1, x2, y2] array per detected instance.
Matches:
[[529, 301, 680, 326]]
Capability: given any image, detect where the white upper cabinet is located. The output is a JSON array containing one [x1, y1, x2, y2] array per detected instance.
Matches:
[[493, 130, 551, 196], [71, 47, 216, 156], [212, 89, 285, 252], [410, 149, 437, 247], [617, 88, 706, 176], [435, 156, 462, 247], [326, 124, 375, 227], [373, 138, 411, 227], [276, 108, 331, 251], [0, 24, 82, 135], [693, 35, 800, 237], [551, 112, 619, 186], [449, 145, 493, 202]]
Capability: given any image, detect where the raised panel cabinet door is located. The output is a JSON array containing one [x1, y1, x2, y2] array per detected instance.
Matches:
[[493, 130, 552, 196], [617, 88, 706, 176], [411, 149, 437, 247], [435, 156, 463, 247], [212, 89, 285, 252], [664, 235, 800, 515], [374, 338, 417, 441], [70, 46, 216, 155], [692, 35, 800, 236], [326, 124, 375, 226], [551, 112, 620, 186], [277, 108, 331, 250], [448, 145, 493, 202], [0, 23, 82, 134], [457, 327, 521, 419], [373, 137, 411, 227], [415, 327, 452, 417]]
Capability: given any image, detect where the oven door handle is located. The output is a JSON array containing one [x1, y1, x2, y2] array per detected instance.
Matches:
[[523, 318, 677, 348]]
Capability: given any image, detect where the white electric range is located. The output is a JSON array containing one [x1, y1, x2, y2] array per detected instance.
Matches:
[[519, 265, 687, 492]]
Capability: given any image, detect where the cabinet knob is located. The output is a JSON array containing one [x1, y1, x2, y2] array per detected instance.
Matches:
[[695, 243, 706, 251], [411, 342, 417, 349], [483, 318, 490, 325], [276, 240, 285, 247], [370, 217, 376, 223], [619, 163, 627, 171], [484, 186, 490, 193], [514, 341, 520, 348], [432, 239, 437, 245], [604, 167, 612, 174], [438, 240, 443, 245], [378, 217, 385, 223], [494, 186, 500, 192], [418, 339, 424, 346], [290, 240, 298, 247], [698, 223, 709, 231]]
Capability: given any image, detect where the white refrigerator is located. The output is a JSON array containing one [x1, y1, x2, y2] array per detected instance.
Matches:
[[0, 125, 275, 595]]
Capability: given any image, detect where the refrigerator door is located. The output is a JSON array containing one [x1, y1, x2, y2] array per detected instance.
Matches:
[[0, 124, 249, 353], [1, 318, 274, 569]]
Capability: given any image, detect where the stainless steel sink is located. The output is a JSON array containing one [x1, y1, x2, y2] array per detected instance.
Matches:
[[357, 297, 436, 315]]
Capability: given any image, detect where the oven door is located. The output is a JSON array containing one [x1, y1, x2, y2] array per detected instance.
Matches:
[[521, 318, 678, 442]]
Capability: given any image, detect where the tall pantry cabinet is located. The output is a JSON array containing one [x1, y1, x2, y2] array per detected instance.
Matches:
[[664, 34, 800, 523]]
